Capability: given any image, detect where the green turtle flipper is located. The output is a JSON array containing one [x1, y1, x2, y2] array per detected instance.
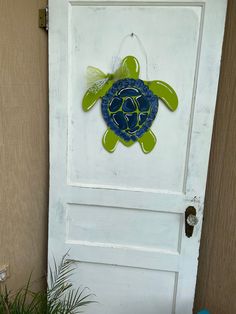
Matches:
[[102, 129, 119, 153], [138, 130, 157, 154], [149, 80, 178, 111], [114, 56, 140, 80], [82, 80, 113, 112]]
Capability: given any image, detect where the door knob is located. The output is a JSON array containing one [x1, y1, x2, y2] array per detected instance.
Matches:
[[187, 214, 199, 227], [185, 206, 198, 238]]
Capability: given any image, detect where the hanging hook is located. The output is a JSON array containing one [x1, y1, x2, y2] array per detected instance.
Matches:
[[112, 32, 149, 80]]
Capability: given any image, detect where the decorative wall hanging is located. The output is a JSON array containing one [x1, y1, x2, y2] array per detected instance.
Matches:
[[82, 56, 178, 154]]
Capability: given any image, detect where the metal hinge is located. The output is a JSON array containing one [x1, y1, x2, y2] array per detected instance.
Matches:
[[39, 7, 48, 31]]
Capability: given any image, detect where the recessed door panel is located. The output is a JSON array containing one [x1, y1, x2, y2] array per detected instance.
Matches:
[[68, 5, 201, 193]]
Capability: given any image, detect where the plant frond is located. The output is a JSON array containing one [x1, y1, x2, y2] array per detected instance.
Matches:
[[0, 252, 95, 314]]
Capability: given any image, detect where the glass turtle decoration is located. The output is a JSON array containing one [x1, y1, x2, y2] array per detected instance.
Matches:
[[82, 56, 178, 154]]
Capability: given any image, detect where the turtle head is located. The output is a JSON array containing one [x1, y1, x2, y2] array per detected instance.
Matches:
[[114, 56, 140, 80]]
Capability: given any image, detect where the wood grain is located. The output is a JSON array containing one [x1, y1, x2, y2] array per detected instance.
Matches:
[[0, 0, 48, 290], [194, 0, 236, 312]]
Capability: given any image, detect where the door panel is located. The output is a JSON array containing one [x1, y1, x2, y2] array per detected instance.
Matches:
[[68, 4, 200, 193], [48, 0, 227, 313], [67, 204, 182, 252], [75, 263, 176, 314]]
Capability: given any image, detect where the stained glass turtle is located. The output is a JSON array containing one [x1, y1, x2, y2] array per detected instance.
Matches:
[[82, 56, 178, 153]]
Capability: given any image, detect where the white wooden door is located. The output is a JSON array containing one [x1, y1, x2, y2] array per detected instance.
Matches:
[[48, 1, 227, 313]]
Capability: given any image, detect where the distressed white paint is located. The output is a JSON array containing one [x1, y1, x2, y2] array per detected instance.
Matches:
[[67, 204, 182, 252], [48, 0, 227, 313]]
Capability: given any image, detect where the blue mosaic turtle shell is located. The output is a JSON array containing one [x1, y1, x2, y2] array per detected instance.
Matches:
[[101, 79, 159, 142]]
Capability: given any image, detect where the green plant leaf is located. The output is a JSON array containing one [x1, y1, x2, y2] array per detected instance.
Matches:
[[0, 252, 95, 314]]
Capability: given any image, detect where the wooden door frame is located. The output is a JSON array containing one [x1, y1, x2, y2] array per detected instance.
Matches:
[[194, 0, 236, 312]]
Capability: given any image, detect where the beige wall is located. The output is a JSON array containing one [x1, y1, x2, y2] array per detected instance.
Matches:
[[0, 0, 48, 290], [0, 0, 235, 312]]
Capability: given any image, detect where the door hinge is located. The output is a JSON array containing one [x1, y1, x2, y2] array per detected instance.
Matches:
[[39, 7, 48, 31]]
